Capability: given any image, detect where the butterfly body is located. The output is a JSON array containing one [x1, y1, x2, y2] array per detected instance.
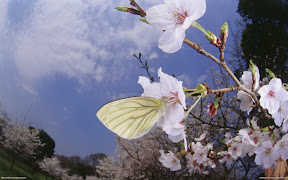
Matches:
[[97, 97, 166, 139]]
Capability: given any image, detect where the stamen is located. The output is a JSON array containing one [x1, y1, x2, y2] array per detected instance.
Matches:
[[174, 10, 188, 24], [268, 90, 275, 98], [167, 92, 180, 105]]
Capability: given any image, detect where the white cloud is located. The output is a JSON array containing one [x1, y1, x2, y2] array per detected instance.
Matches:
[[148, 52, 159, 60], [197, 74, 207, 83], [177, 73, 193, 87], [1, 0, 162, 94]]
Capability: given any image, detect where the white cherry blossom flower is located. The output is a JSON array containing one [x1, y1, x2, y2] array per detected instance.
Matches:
[[193, 145, 208, 163], [159, 150, 181, 171], [219, 151, 236, 165], [254, 141, 279, 169], [258, 78, 288, 114], [138, 68, 186, 145], [241, 140, 255, 157], [237, 90, 254, 115], [194, 131, 208, 141], [271, 100, 288, 127], [186, 153, 199, 173], [228, 142, 243, 158], [138, 68, 186, 124], [224, 132, 233, 144], [146, 0, 206, 53], [237, 65, 260, 114], [241, 66, 260, 90], [274, 134, 288, 161], [283, 118, 288, 132]]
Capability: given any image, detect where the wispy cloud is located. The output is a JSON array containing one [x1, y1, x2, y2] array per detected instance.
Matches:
[[1, 0, 162, 94]]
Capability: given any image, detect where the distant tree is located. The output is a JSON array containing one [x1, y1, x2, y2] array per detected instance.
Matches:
[[0, 108, 9, 140], [29, 127, 55, 161], [1, 121, 44, 169], [85, 153, 107, 167], [70, 155, 82, 164], [38, 156, 68, 178], [63, 175, 83, 180], [69, 162, 95, 179], [96, 129, 184, 179], [237, 0, 288, 81], [57, 155, 76, 168], [85, 176, 100, 180], [56, 154, 98, 178]]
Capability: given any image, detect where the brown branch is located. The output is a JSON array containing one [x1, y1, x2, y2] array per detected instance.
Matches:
[[123, 0, 271, 120], [189, 112, 239, 130], [130, 0, 146, 17], [219, 34, 227, 62], [183, 38, 221, 64], [209, 86, 238, 94]]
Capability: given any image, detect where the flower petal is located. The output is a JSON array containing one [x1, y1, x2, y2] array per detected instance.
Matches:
[[162, 103, 185, 127], [138, 76, 151, 89], [158, 67, 179, 94], [139, 79, 163, 99], [158, 27, 185, 53], [185, 0, 206, 20], [146, 4, 175, 30]]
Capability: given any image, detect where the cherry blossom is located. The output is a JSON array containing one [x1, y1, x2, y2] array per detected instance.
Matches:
[[254, 141, 279, 169], [236, 64, 259, 114], [146, 0, 206, 53], [241, 66, 260, 90], [237, 90, 254, 114], [194, 131, 208, 141], [283, 118, 288, 132], [271, 100, 288, 127], [258, 78, 288, 114], [159, 150, 181, 171], [228, 142, 243, 158], [219, 151, 236, 165], [138, 68, 186, 144], [192, 145, 208, 163], [274, 134, 288, 161]]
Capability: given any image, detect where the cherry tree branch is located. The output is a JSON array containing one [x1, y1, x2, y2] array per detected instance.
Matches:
[[130, 0, 146, 17], [125, 0, 271, 119]]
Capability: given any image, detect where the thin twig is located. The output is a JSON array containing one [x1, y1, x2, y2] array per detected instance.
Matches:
[[130, 0, 146, 17], [209, 86, 238, 94], [183, 38, 221, 64]]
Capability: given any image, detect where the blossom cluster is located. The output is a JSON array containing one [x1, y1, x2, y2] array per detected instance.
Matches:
[[220, 120, 288, 169], [159, 64, 288, 172], [114, 0, 288, 176]]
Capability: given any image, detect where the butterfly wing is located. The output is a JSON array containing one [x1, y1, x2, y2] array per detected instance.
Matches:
[[96, 97, 165, 139]]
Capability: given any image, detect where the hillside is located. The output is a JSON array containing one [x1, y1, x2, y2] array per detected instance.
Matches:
[[0, 148, 53, 180]]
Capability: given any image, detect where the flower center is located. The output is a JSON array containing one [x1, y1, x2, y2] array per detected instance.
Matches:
[[268, 90, 275, 98], [167, 92, 180, 105], [265, 148, 271, 155], [172, 158, 177, 164], [174, 10, 188, 24]]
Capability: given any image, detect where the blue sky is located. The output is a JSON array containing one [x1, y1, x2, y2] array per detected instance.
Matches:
[[0, 0, 241, 157]]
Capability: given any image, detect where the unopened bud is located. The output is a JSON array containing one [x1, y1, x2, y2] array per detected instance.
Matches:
[[262, 127, 270, 132], [139, 18, 149, 24], [115, 6, 130, 12], [249, 60, 257, 76], [115, 6, 140, 15], [265, 68, 276, 78], [196, 84, 208, 96], [206, 31, 221, 47], [220, 22, 229, 38]]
